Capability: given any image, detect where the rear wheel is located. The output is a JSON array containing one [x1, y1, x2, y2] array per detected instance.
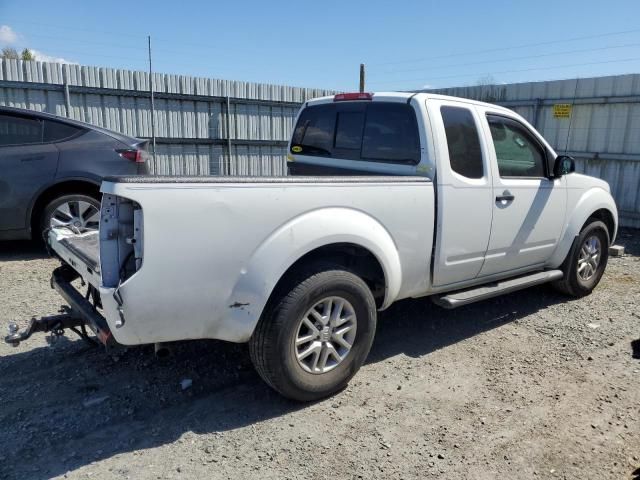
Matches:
[[41, 194, 101, 237], [552, 220, 609, 297], [249, 264, 377, 401]]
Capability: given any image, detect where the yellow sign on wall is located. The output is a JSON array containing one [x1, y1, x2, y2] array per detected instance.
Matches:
[[553, 104, 573, 119]]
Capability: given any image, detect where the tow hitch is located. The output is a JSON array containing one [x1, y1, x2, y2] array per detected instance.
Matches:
[[5, 307, 87, 347], [5, 265, 117, 349]]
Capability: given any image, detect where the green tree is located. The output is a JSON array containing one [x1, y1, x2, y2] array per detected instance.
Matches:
[[1, 47, 19, 59], [21, 48, 35, 61]]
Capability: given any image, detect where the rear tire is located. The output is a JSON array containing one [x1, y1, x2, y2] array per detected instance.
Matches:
[[249, 264, 377, 402], [40, 193, 101, 238], [552, 220, 609, 297]]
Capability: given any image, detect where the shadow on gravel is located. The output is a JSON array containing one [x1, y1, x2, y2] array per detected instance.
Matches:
[[631, 339, 640, 359], [0, 240, 47, 261], [0, 283, 574, 480]]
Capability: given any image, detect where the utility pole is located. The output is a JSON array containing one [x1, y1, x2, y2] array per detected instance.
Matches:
[[359, 63, 365, 93], [147, 35, 156, 160]]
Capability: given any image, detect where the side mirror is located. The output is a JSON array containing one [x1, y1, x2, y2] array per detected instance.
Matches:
[[553, 155, 575, 177]]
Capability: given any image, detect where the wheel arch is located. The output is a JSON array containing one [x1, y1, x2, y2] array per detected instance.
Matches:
[[29, 178, 101, 239], [585, 208, 616, 242], [225, 207, 403, 342], [548, 187, 618, 268]]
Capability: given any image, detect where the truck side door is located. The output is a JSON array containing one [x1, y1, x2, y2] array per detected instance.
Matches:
[[478, 110, 567, 276], [428, 100, 494, 286]]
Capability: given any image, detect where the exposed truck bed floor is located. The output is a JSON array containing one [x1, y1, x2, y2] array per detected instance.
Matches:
[[58, 231, 100, 273]]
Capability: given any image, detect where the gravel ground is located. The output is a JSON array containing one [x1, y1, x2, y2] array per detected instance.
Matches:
[[1, 230, 639, 480]]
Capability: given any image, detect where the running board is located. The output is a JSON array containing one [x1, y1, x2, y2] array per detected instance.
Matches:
[[432, 270, 563, 309]]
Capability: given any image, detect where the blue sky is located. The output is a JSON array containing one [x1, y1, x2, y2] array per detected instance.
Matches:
[[2, 0, 640, 91]]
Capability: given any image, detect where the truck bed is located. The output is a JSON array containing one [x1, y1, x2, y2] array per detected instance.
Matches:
[[48, 175, 435, 346]]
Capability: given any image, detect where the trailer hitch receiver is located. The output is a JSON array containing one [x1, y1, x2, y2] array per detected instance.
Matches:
[[5, 307, 83, 347]]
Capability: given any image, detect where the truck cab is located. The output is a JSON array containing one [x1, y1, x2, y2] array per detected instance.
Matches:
[[287, 92, 616, 289]]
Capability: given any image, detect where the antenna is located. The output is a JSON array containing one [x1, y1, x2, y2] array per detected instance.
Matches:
[[563, 77, 579, 153], [148, 35, 156, 161]]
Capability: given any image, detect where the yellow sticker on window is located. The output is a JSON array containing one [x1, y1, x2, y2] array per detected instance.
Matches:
[[291, 146, 303, 153]]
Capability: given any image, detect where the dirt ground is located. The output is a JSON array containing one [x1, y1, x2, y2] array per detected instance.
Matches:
[[0, 230, 639, 480]]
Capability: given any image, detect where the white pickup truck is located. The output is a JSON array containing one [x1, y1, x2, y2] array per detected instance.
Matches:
[[7, 92, 618, 401]]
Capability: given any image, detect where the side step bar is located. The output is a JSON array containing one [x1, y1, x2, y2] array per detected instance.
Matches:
[[432, 270, 563, 309]]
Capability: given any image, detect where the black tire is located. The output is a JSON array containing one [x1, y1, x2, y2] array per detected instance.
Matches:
[[249, 264, 377, 402], [552, 220, 610, 297], [40, 193, 101, 238]]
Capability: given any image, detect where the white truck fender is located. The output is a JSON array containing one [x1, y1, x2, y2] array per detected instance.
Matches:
[[224, 207, 403, 342], [548, 186, 618, 268]]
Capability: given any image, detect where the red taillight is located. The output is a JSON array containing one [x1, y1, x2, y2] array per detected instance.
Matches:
[[334, 92, 373, 102], [116, 149, 146, 163]]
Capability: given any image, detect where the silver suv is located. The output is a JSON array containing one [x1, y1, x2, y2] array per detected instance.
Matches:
[[0, 106, 149, 240]]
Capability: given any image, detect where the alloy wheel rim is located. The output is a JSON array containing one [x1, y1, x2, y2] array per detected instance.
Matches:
[[577, 235, 601, 282], [294, 296, 357, 374], [50, 200, 100, 232]]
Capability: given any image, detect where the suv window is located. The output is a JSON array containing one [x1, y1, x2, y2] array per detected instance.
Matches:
[[291, 102, 420, 164], [43, 120, 82, 142], [0, 113, 43, 146], [487, 115, 546, 177], [440, 106, 483, 179]]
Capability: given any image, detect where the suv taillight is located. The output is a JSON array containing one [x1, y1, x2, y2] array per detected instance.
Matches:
[[116, 149, 148, 163]]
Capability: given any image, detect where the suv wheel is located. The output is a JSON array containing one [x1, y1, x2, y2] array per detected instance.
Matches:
[[552, 220, 610, 297], [41, 194, 101, 237], [249, 264, 377, 401]]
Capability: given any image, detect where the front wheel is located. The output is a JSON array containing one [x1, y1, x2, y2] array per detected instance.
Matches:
[[249, 265, 377, 402], [552, 220, 610, 297]]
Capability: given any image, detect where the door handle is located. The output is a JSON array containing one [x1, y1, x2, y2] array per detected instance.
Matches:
[[496, 191, 515, 203], [20, 155, 45, 162]]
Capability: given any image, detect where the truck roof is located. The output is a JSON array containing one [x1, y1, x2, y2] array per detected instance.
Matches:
[[305, 91, 513, 114]]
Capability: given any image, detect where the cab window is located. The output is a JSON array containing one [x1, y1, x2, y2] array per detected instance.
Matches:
[[291, 102, 420, 164], [487, 115, 546, 178], [440, 106, 484, 179]]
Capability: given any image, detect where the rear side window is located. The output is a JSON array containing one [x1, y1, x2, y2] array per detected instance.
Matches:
[[440, 106, 483, 179], [0, 114, 43, 146], [291, 102, 420, 164], [43, 120, 82, 143]]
